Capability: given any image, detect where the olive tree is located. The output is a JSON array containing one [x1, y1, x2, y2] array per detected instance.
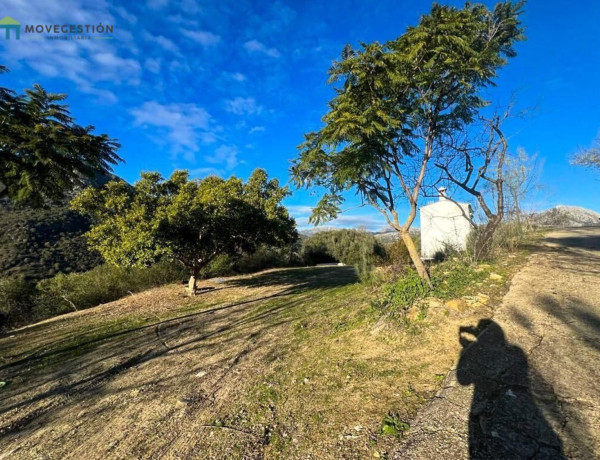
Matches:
[[291, 2, 524, 284], [72, 169, 297, 294]]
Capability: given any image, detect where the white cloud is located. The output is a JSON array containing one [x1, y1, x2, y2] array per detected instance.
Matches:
[[230, 72, 246, 82], [149, 34, 180, 53], [249, 126, 265, 134], [189, 167, 225, 178], [113, 6, 137, 24], [145, 57, 161, 73], [147, 0, 168, 10], [206, 145, 239, 170], [225, 97, 262, 115], [243, 40, 281, 58], [0, 0, 141, 101], [131, 101, 220, 160], [181, 30, 221, 47]]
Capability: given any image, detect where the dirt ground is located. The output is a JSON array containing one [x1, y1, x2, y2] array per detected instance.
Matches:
[[396, 227, 600, 459], [0, 241, 541, 459]]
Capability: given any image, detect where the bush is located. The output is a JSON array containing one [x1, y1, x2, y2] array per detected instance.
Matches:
[[0, 261, 188, 329], [36, 261, 187, 316], [0, 276, 35, 328], [234, 244, 301, 274], [200, 254, 236, 278], [466, 221, 533, 261], [372, 259, 489, 323], [386, 236, 420, 267], [301, 229, 386, 278]]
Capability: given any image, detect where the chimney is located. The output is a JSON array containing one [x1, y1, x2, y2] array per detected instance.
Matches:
[[438, 187, 447, 201]]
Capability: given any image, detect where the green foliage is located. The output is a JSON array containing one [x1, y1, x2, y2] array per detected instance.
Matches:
[[381, 412, 410, 438], [0, 261, 187, 329], [71, 169, 298, 289], [0, 67, 121, 206], [386, 237, 418, 267], [0, 276, 34, 327], [0, 199, 103, 281], [373, 259, 490, 321], [372, 269, 430, 320], [301, 229, 385, 277], [291, 1, 525, 223], [467, 221, 533, 261]]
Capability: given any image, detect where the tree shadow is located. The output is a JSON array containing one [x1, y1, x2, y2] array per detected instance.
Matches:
[[457, 319, 565, 459], [225, 265, 359, 292]]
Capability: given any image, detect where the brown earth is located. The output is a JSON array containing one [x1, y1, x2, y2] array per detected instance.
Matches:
[[396, 227, 600, 459], [3, 227, 592, 459]]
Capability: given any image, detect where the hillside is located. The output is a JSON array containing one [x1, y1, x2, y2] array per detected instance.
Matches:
[[0, 199, 102, 281], [530, 205, 600, 227], [0, 173, 120, 282]]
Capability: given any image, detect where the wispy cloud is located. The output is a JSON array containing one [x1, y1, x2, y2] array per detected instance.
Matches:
[[181, 30, 221, 47], [146, 34, 180, 53], [131, 101, 219, 161], [206, 145, 239, 170], [145, 57, 161, 73], [225, 97, 263, 115], [226, 72, 247, 82], [243, 40, 281, 58], [189, 167, 225, 178], [249, 126, 265, 134]]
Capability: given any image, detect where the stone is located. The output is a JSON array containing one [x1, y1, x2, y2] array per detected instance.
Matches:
[[445, 299, 468, 312]]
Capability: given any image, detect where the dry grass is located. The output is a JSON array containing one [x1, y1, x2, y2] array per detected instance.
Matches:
[[0, 255, 528, 459]]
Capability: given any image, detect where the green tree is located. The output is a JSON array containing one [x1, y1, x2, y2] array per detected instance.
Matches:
[[571, 133, 600, 172], [291, 2, 524, 284], [71, 169, 297, 294], [0, 67, 121, 206]]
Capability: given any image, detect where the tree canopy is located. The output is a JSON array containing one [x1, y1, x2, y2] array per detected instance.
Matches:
[[291, 1, 524, 281], [71, 169, 297, 294], [571, 134, 600, 172], [0, 66, 121, 207]]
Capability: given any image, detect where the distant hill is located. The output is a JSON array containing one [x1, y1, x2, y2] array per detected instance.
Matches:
[[0, 173, 123, 282], [299, 226, 418, 244], [530, 205, 600, 228]]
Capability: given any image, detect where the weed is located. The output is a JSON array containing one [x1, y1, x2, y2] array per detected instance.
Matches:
[[381, 412, 410, 438]]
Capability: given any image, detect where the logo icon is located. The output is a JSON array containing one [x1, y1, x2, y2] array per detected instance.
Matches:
[[0, 16, 20, 40]]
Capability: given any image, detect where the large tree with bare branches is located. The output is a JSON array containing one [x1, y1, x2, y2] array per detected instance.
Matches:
[[291, 1, 524, 283], [435, 111, 510, 259]]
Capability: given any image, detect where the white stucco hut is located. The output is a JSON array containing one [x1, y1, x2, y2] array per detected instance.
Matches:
[[420, 188, 473, 259]]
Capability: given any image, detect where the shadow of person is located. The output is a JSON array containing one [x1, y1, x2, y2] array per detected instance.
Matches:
[[457, 319, 565, 459]]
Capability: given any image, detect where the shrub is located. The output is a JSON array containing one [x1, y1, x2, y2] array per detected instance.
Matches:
[[36, 261, 187, 316], [301, 229, 386, 277], [200, 254, 236, 278], [0, 261, 187, 329], [234, 244, 301, 274], [386, 236, 420, 267], [0, 276, 35, 328], [373, 259, 489, 323], [372, 269, 430, 318], [467, 221, 533, 261]]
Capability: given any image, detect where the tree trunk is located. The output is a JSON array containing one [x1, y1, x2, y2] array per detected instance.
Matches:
[[475, 218, 501, 261], [187, 269, 198, 296], [400, 229, 432, 287]]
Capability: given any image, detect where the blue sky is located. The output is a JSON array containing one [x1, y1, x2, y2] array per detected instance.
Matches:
[[1, 0, 599, 230]]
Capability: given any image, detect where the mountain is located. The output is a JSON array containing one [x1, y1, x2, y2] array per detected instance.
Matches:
[[530, 205, 600, 227]]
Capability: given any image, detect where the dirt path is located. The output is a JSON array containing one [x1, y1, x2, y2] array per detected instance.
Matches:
[[0, 267, 363, 459], [397, 227, 600, 459]]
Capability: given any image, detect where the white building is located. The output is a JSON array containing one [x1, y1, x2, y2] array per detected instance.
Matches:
[[420, 188, 473, 259]]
